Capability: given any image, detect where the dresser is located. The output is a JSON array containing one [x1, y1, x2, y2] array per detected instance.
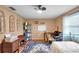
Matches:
[[0, 43, 2, 53], [0, 40, 2, 53], [3, 39, 19, 53]]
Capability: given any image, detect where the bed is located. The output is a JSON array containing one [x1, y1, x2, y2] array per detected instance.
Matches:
[[50, 41, 79, 53]]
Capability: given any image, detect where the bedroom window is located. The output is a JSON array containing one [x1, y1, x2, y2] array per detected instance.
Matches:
[[63, 12, 79, 41]]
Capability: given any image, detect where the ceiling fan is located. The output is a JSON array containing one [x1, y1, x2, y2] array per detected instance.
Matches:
[[34, 5, 46, 11]]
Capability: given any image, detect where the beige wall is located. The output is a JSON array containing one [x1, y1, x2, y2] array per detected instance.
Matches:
[[0, 6, 26, 43], [27, 18, 56, 40], [55, 16, 63, 32]]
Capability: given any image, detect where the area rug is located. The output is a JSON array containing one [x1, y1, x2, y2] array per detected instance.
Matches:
[[22, 41, 52, 53]]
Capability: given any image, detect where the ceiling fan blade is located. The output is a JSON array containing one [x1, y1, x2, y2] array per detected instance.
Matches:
[[41, 7, 46, 10], [33, 5, 46, 11], [38, 5, 42, 9]]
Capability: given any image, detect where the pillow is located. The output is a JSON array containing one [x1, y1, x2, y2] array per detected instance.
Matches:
[[4, 33, 11, 38]]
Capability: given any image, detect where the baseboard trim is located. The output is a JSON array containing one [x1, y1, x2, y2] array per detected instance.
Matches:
[[32, 38, 48, 42]]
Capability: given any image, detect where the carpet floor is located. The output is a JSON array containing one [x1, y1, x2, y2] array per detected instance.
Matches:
[[22, 41, 52, 53]]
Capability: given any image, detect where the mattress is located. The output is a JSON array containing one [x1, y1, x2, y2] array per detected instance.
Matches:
[[51, 41, 79, 53]]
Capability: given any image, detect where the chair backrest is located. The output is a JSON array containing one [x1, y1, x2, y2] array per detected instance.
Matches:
[[18, 35, 24, 42]]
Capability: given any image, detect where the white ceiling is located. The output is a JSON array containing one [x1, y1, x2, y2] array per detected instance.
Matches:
[[5, 5, 77, 19]]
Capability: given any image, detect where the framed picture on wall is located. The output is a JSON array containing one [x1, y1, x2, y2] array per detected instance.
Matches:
[[9, 15, 15, 32], [38, 25, 47, 32], [0, 10, 5, 33]]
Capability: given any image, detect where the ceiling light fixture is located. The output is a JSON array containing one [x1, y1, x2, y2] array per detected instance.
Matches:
[[37, 10, 42, 13], [34, 5, 46, 14]]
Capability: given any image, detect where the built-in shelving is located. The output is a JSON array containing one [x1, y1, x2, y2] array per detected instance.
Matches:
[[24, 22, 32, 41]]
